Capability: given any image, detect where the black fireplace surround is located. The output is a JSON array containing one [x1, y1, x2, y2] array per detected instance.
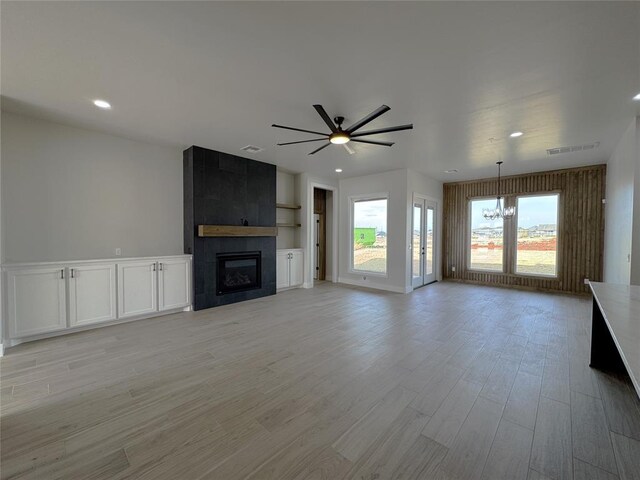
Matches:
[[183, 146, 277, 310]]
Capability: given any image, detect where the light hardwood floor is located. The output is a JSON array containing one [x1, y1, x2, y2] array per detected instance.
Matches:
[[1, 281, 640, 480]]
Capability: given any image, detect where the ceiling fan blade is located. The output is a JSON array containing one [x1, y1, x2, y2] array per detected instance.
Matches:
[[351, 139, 394, 147], [351, 124, 413, 138], [343, 143, 355, 155], [308, 142, 331, 155], [313, 105, 338, 132], [277, 138, 328, 146], [345, 105, 390, 133], [272, 124, 329, 136]]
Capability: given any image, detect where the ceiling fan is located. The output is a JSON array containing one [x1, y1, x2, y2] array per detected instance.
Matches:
[[272, 104, 413, 155]]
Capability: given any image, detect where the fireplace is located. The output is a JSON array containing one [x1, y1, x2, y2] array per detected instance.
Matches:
[[217, 252, 262, 295]]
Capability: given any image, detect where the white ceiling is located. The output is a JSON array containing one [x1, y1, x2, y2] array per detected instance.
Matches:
[[2, 1, 639, 181]]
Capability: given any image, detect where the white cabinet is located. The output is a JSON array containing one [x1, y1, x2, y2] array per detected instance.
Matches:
[[276, 251, 291, 289], [290, 250, 304, 287], [7, 267, 67, 338], [276, 249, 304, 290], [3, 255, 192, 343], [117, 260, 158, 319], [158, 257, 191, 311], [68, 263, 117, 327]]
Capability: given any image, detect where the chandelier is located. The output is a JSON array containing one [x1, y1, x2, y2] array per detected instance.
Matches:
[[482, 161, 516, 220]]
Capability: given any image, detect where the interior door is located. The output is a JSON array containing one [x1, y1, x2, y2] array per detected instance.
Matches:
[[412, 198, 437, 288]]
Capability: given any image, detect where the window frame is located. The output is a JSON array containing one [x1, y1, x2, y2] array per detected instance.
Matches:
[[349, 193, 389, 277], [514, 192, 561, 279], [466, 196, 507, 274]]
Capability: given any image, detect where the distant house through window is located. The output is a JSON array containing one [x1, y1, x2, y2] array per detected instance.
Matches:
[[516, 194, 559, 276], [469, 198, 504, 272], [352, 197, 388, 274]]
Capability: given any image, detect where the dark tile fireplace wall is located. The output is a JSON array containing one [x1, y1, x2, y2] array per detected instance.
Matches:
[[184, 146, 276, 310]]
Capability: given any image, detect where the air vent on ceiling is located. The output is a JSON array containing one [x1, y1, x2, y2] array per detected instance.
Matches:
[[547, 142, 599, 156], [241, 145, 263, 154]]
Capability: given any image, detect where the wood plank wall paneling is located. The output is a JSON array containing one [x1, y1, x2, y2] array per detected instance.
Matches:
[[442, 165, 606, 295]]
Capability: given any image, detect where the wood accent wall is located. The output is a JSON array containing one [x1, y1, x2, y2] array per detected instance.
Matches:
[[443, 164, 606, 295]]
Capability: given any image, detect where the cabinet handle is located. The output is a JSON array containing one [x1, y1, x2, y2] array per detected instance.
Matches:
[[70, 268, 75, 278], [153, 263, 156, 271], [60, 269, 65, 279], [159, 263, 163, 271]]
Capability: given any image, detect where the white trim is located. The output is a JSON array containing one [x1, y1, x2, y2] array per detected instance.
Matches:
[[3, 306, 188, 349], [0, 343, 4, 357], [307, 181, 339, 287], [348, 193, 389, 277], [338, 276, 406, 293]]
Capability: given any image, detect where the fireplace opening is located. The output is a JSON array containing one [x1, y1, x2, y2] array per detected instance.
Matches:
[[217, 252, 261, 295]]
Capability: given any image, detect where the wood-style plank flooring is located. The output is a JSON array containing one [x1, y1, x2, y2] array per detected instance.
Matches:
[[2, 281, 640, 479]]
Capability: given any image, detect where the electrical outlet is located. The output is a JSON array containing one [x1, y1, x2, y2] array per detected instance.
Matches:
[[583, 278, 589, 285], [115, 248, 122, 256], [451, 266, 456, 272]]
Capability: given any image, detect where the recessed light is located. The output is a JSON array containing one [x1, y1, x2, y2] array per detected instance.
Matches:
[[509, 131, 524, 138], [335, 168, 343, 173], [633, 92, 640, 101], [93, 99, 111, 109], [444, 169, 458, 173]]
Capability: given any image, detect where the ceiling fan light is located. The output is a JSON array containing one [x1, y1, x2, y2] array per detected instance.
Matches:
[[330, 132, 350, 145]]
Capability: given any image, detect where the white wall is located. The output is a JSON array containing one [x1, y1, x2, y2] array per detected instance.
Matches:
[[603, 117, 638, 284], [338, 168, 442, 293], [299, 172, 338, 287], [1, 112, 183, 262], [406, 169, 444, 290], [631, 117, 640, 285], [338, 169, 409, 293]]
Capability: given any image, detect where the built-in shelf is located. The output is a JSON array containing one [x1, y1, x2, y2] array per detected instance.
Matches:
[[276, 203, 301, 210], [197, 225, 278, 237], [276, 223, 301, 228]]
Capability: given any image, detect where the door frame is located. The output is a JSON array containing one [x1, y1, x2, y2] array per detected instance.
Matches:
[[306, 181, 338, 287], [411, 193, 439, 289]]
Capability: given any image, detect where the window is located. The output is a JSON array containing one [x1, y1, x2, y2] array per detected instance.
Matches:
[[469, 198, 504, 272], [352, 197, 387, 274], [516, 194, 559, 276]]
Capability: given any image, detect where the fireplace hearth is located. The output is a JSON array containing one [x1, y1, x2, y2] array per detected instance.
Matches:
[[217, 252, 261, 295]]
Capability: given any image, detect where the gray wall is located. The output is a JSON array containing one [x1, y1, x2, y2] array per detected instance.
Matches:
[[603, 117, 638, 285], [1, 112, 183, 262]]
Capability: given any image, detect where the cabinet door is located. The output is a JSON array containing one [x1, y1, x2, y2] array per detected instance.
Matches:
[[276, 251, 290, 289], [158, 258, 191, 311], [117, 261, 157, 319], [289, 251, 304, 287], [68, 263, 117, 327], [7, 267, 67, 338]]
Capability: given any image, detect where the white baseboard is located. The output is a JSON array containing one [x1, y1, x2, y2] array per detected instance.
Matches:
[[337, 277, 406, 293], [4, 306, 191, 350]]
